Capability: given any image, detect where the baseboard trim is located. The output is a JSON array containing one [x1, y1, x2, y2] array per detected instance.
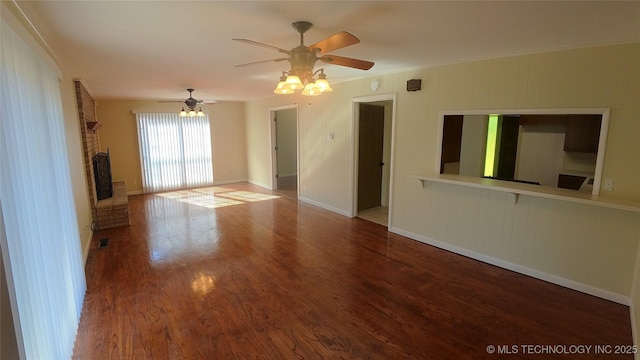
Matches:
[[247, 180, 272, 190], [83, 228, 93, 265], [298, 197, 351, 217], [389, 226, 630, 306], [213, 179, 249, 186]]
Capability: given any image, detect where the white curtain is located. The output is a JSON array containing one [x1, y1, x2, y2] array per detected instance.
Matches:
[[136, 113, 213, 192], [0, 19, 86, 359]]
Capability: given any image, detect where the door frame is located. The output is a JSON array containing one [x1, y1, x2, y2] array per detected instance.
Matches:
[[269, 104, 299, 193], [350, 93, 397, 226]]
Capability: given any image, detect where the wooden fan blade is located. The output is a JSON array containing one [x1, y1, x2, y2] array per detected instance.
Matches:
[[233, 38, 289, 54], [319, 55, 374, 70], [234, 58, 289, 67], [308, 32, 360, 54]]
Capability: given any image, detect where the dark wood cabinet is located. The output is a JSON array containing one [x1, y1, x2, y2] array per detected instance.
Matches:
[[518, 114, 566, 127], [563, 114, 601, 153], [558, 174, 586, 190], [495, 115, 520, 180], [440, 115, 463, 173]]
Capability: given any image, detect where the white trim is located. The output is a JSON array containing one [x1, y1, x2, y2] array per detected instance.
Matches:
[[299, 197, 351, 217], [247, 179, 272, 190], [436, 108, 610, 196], [73, 78, 96, 100], [351, 93, 398, 226], [269, 104, 298, 193], [213, 179, 249, 186], [389, 226, 630, 306], [2, 1, 65, 77], [82, 229, 93, 265]]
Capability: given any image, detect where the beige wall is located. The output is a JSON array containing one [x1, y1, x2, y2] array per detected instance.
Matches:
[[245, 43, 640, 306], [95, 101, 248, 193]]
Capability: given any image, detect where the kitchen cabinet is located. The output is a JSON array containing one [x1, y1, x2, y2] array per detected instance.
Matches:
[[563, 115, 601, 153]]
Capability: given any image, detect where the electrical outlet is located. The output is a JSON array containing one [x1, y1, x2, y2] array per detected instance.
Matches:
[[604, 178, 613, 191]]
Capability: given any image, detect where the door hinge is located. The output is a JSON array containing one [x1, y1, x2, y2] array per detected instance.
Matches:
[[275, 146, 278, 151]]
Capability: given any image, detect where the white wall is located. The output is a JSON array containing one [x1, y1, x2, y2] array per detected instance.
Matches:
[[459, 115, 487, 177], [515, 125, 565, 186], [245, 43, 640, 312]]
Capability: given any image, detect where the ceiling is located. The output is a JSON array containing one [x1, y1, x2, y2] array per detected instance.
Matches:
[[15, 1, 640, 102]]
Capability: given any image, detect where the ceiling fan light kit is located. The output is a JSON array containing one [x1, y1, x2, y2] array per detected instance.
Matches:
[[178, 88, 206, 117], [179, 107, 205, 118], [234, 20, 373, 97]]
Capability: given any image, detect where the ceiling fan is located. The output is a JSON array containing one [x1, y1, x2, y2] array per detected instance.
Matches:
[[233, 21, 374, 95], [159, 89, 216, 117]]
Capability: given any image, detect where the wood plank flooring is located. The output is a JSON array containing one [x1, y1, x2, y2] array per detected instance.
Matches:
[[73, 183, 633, 359]]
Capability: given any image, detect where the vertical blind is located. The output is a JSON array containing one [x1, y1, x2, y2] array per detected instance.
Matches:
[[0, 19, 86, 359], [136, 113, 214, 193]]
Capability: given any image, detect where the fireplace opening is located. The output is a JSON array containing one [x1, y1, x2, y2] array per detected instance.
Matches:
[[93, 149, 113, 201]]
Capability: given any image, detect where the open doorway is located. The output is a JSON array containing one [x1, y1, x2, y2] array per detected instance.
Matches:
[[352, 95, 395, 227], [270, 106, 298, 198]]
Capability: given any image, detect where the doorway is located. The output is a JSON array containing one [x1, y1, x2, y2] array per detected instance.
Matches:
[[353, 95, 395, 227], [271, 106, 298, 197]]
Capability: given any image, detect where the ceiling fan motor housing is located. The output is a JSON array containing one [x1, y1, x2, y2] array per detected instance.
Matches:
[[184, 97, 198, 108], [288, 45, 318, 80]]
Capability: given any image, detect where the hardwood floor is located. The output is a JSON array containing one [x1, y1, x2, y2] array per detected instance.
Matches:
[[73, 183, 633, 359]]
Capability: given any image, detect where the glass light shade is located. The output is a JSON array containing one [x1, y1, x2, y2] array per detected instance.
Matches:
[[196, 109, 205, 117], [314, 78, 333, 92], [179, 109, 187, 117], [274, 80, 294, 94], [284, 75, 304, 90], [188, 110, 196, 117], [301, 82, 321, 96]]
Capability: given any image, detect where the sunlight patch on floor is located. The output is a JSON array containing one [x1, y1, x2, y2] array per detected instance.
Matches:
[[156, 186, 280, 209]]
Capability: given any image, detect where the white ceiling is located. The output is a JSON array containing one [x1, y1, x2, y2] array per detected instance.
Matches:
[[15, 1, 640, 102]]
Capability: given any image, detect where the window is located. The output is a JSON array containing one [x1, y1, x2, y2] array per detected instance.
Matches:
[[438, 109, 609, 195], [136, 113, 214, 193]]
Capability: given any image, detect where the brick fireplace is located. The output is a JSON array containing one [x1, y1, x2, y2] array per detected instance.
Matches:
[[75, 80, 130, 230]]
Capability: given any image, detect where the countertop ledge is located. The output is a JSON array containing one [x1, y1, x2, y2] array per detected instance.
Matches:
[[414, 173, 640, 213]]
